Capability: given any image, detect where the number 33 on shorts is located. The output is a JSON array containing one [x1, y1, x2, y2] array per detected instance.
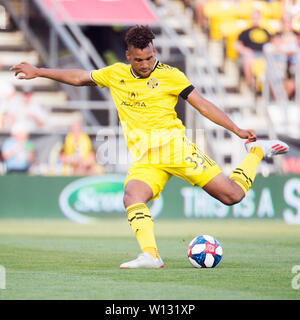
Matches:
[[170, 137, 222, 188]]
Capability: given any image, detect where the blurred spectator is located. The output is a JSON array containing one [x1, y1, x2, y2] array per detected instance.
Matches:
[[263, 15, 299, 99], [235, 10, 271, 89], [1, 122, 35, 174], [296, 30, 300, 47], [2, 86, 48, 131], [21, 86, 48, 129], [283, 0, 300, 18], [60, 117, 103, 176], [150, 0, 162, 6], [263, 32, 290, 97], [0, 83, 18, 129], [280, 15, 299, 78], [184, 0, 210, 29]]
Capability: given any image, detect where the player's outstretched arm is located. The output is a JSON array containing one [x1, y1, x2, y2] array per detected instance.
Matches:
[[10, 62, 95, 86], [186, 88, 256, 141]]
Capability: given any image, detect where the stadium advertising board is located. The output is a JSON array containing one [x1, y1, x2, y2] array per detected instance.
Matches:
[[58, 175, 163, 224], [0, 174, 299, 224], [58, 174, 300, 224], [164, 175, 300, 224]]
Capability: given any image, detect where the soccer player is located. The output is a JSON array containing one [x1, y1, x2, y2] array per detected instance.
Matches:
[[10, 25, 289, 269]]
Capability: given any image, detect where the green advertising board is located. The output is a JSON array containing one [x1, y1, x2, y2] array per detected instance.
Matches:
[[162, 174, 300, 223], [59, 175, 163, 224], [0, 174, 299, 224]]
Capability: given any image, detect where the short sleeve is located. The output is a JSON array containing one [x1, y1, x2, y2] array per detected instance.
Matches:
[[90, 65, 113, 88], [169, 68, 194, 98], [238, 29, 248, 44]]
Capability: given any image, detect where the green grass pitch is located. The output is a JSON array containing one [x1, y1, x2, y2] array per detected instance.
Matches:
[[0, 219, 300, 300]]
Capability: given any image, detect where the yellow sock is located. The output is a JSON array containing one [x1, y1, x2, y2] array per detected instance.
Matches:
[[230, 146, 264, 195], [143, 247, 158, 259], [126, 203, 158, 259]]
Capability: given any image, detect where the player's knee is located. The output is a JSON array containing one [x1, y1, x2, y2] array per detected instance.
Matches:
[[123, 190, 148, 208]]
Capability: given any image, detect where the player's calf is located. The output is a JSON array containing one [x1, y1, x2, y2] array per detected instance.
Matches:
[[122, 180, 161, 263], [217, 188, 245, 206], [203, 173, 245, 206]]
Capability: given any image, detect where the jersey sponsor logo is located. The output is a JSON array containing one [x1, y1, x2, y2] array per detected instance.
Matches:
[[119, 79, 126, 85], [120, 91, 146, 107], [147, 78, 159, 89], [120, 101, 146, 107], [128, 91, 139, 101]]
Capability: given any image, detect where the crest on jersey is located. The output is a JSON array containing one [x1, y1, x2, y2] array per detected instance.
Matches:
[[147, 78, 159, 89]]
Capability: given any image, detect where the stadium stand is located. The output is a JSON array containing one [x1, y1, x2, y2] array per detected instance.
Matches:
[[0, 0, 120, 174], [0, 0, 299, 176], [153, 0, 300, 174]]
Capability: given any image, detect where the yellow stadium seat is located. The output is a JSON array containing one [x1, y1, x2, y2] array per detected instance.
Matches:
[[269, 1, 282, 20], [292, 16, 300, 33], [259, 18, 280, 34], [236, 1, 271, 20], [251, 57, 266, 92], [222, 19, 250, 59], [237, 1, 254, 20], [204, 1, 238, 40]]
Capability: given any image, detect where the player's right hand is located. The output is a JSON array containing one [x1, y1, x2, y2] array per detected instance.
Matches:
[[10, 61, 39, 80], [235, 128, 257, 142]]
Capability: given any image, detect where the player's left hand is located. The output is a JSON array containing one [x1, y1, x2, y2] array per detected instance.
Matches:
[[235, 128, 257, 141]]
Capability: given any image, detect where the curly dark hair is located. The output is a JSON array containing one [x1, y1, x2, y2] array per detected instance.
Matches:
[[125, 25, 155, 49]]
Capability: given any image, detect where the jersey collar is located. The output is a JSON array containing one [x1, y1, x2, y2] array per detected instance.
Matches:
[[130, 59, 159, 79]]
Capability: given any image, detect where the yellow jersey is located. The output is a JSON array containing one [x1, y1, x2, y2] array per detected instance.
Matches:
[[91, 61, 194, 161]]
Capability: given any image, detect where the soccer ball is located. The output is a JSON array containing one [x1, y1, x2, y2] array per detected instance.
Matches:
[[187, 234, 223, 268]]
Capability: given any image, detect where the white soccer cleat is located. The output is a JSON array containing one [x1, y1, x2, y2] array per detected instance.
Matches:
[[245, 139, 289, 158], [120, 252, 164, 269]]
